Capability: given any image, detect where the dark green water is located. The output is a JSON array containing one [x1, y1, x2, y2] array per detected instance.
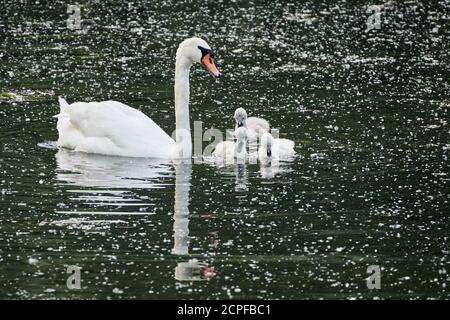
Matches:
[[0, 0, 449, 299]]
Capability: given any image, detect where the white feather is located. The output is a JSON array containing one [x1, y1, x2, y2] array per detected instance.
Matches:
[[54, 37, 218, 159], [234, 107, 270, 141], [212, 127, 248, 162], [55, 99, 175, 158], [258, 132, 295, 162]]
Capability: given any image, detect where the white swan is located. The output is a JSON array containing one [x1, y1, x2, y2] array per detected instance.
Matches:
[[212, 127, 248, 163], [258, 131, 295, 162], [54, 37, 220, 159], [234, 107, 270, 140]]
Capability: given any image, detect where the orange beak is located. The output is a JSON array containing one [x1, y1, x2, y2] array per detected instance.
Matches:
[[201, 53, 221, 78]]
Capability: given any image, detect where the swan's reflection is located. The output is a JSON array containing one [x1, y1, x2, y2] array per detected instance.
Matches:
[[260, 162, 280, 179], [259, 156, 296, 179], [235, 163, 248, 192], [175, 259, 216, 281], [55, 149, 172, 189], [172, 160, 192, 256], [55, 150, 215, 281], [54, 149, 175, 213], [204, 158, 249, 192], [172, 159, 216, 281]]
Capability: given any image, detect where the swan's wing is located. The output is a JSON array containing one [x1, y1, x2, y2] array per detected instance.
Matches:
[[274, 138, 296, 157], [64, 100, 175, 157], [247, 117, 270, 135], [213, 141, 235, 158], [277, 138, 295, 149]]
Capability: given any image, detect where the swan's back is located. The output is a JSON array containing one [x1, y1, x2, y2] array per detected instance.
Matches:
[[212, 141, 235, 159], [273, 138, 295, 157], [247, 117, 270, 136], [56, 100, 175, 158]]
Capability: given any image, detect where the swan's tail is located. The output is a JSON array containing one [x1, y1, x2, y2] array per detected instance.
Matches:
[[53, 97, 70, 118]]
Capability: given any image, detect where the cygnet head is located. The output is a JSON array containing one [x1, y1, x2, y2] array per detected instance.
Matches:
[[176, 37, 220, 78], [260, 132, 274, 157], [234, 126, 248, 155], [234, 107, 248, 128]]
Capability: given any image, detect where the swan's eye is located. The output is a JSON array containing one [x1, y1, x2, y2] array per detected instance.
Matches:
[[198, 46, 209, 57], [198, 46, 215, 59]]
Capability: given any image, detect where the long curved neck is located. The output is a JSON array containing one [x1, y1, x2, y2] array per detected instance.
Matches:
[[174, 57, 192, 158]]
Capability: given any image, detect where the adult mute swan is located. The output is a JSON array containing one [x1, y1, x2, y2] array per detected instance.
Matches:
[[212, 127, 248, 162], [54, 37, 220, 159], [258, 131, 295, 162], [234, 107, 270, 139]]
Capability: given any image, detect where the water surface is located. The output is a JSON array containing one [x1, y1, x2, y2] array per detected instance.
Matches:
[[0, 0, 449, 299]]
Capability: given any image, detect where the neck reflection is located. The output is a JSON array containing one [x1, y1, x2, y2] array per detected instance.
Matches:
[[172, 159, 216, 281], [172, 159, 192, 255]]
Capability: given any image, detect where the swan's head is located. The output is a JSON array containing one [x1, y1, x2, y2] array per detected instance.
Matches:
[[260, 132, 274, 157], [234, 107, 248, 128], [176, 37, 220, 78], [234, 127, 248, 155]]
